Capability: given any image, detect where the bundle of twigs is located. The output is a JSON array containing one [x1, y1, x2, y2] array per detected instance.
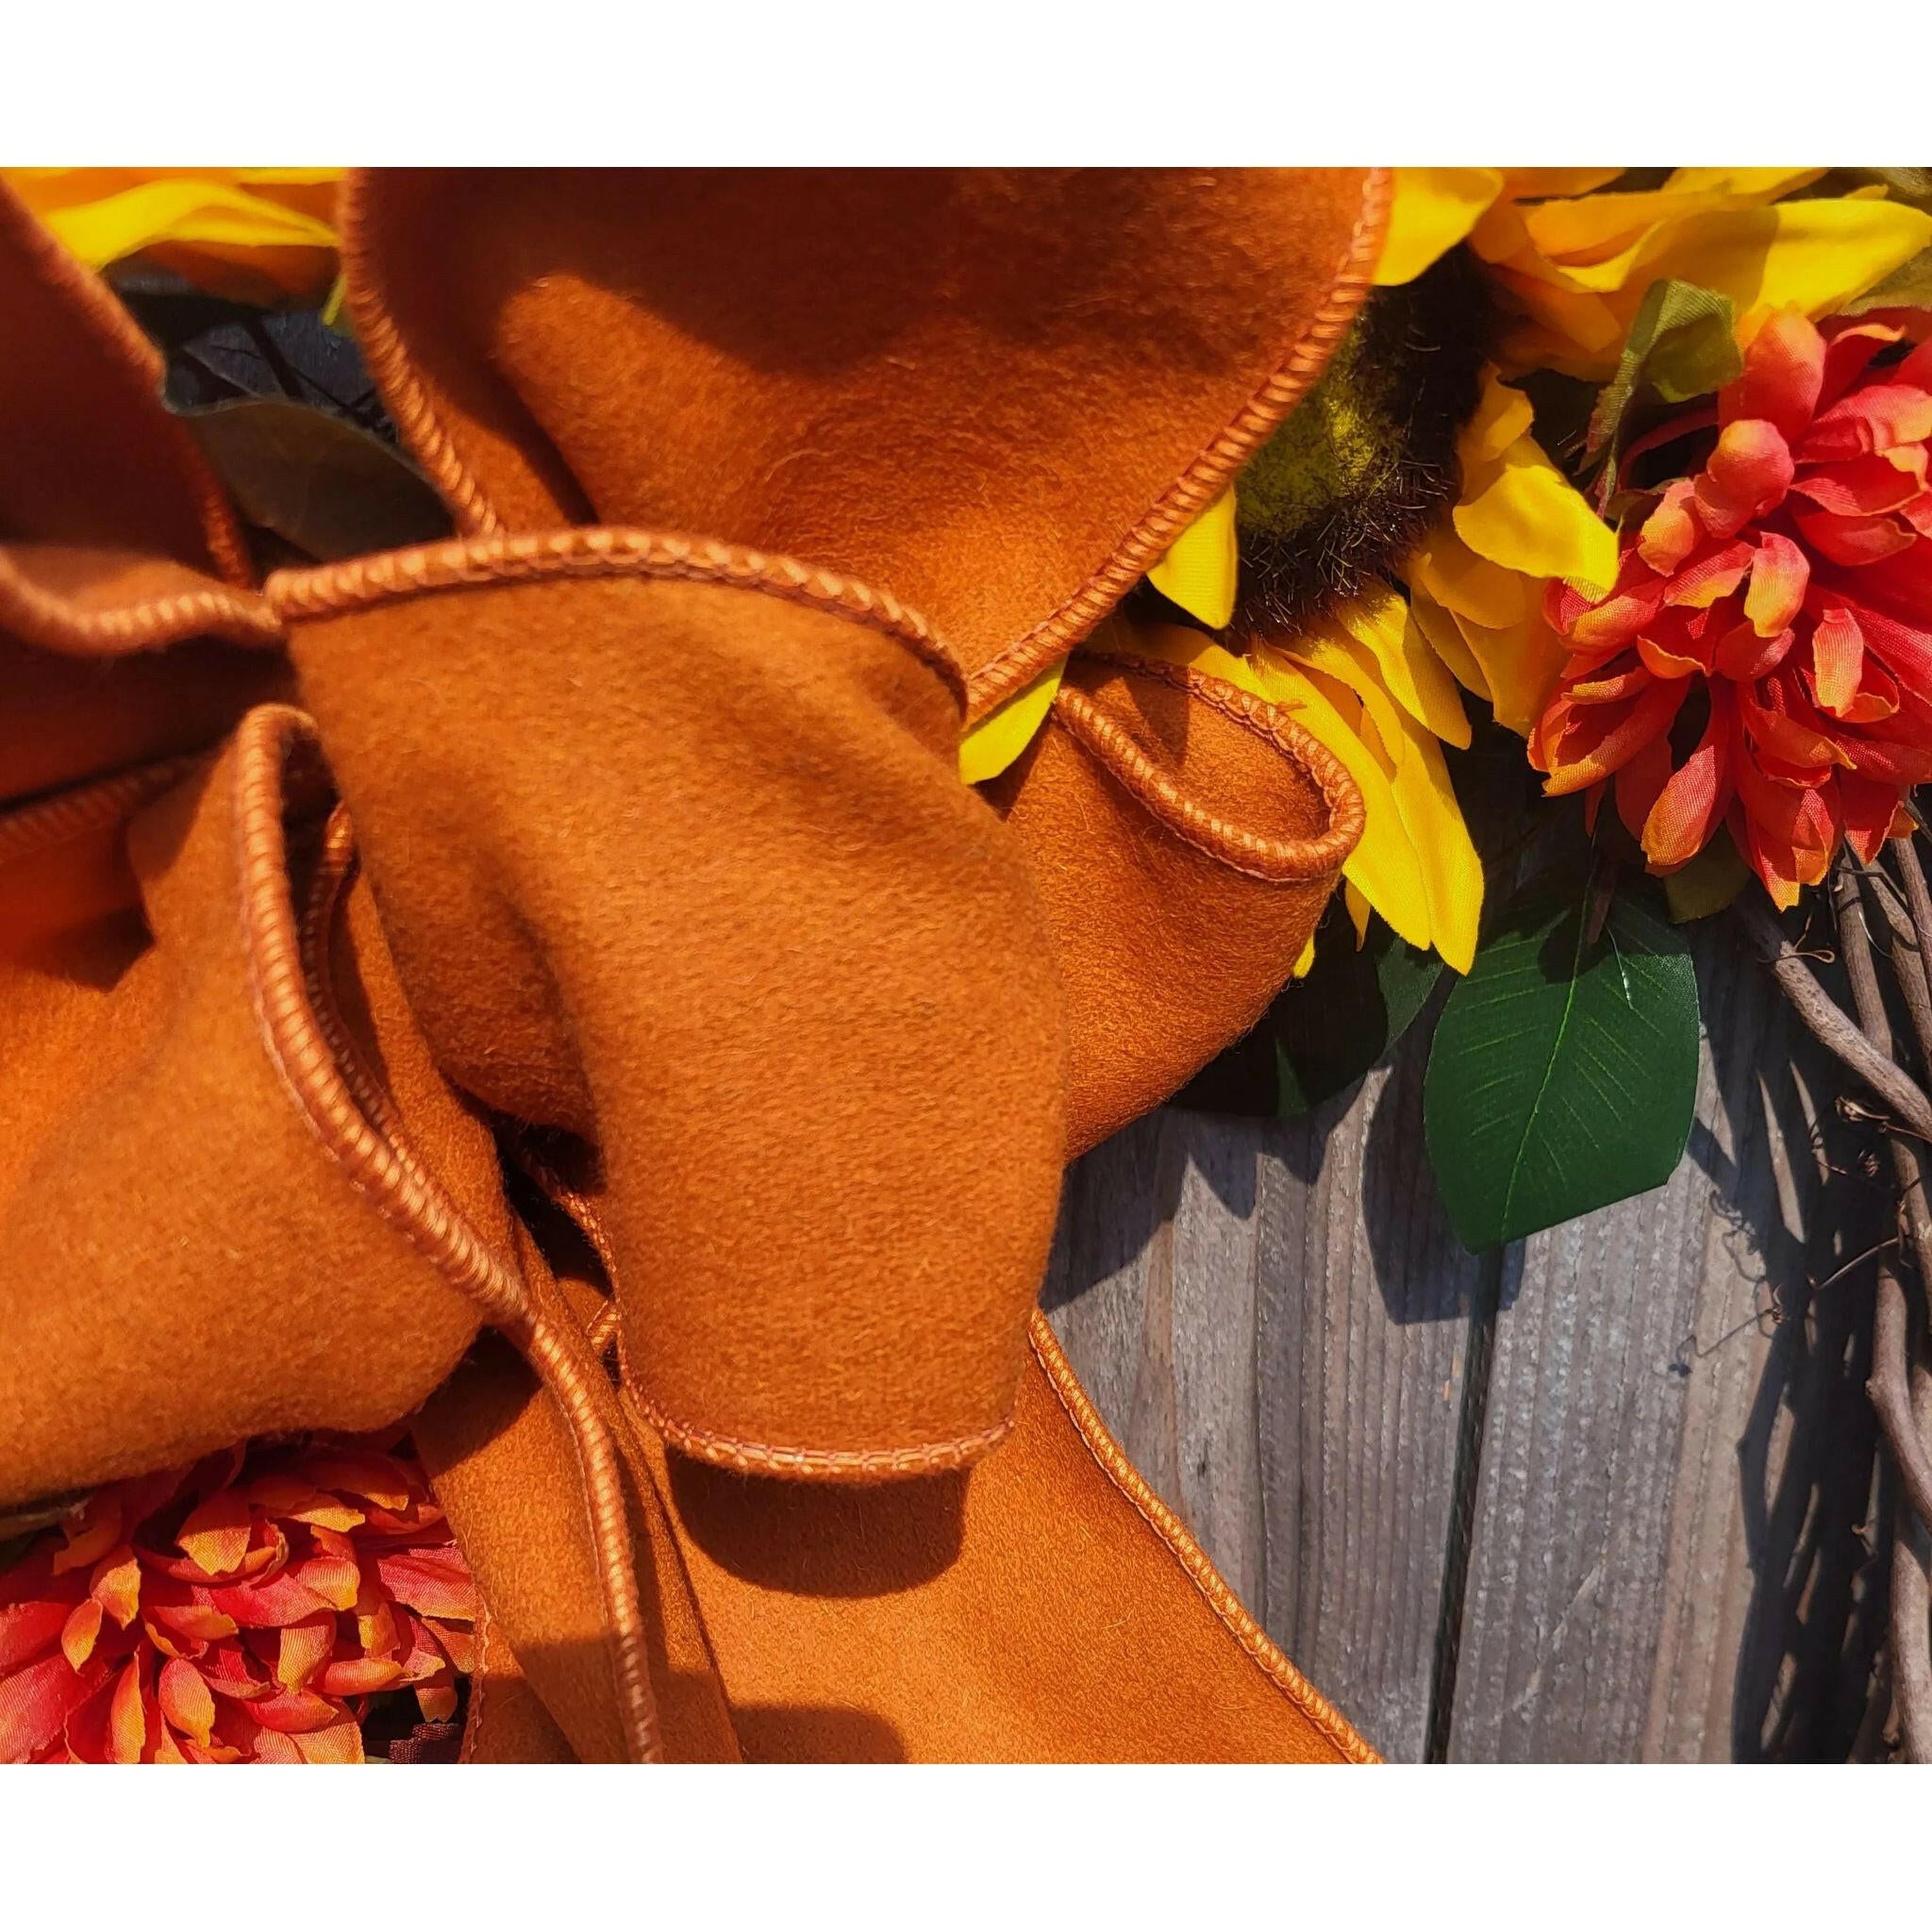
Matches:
[[1737, 824, 1932, 1761]]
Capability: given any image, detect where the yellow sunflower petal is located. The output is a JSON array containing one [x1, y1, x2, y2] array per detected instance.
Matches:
[[1121, 625, 1270, 699], [1374, 168, 1504, 287], [959, 658, 1064, 784], [1661, 167, 1824, 201], [1291, 930, 1318, 979], [1497, 167, 1628, 201], [1452, 427, 1618, 595], [1493, 279, 1628, 373], [1333, 585, 1471, 749], [1503, 196, 1932, 378], [1147, 485, 1237, 630], [1285, 626, 1412, 759], [1640, 196, 1932, 328], [1405, 522, 1529, 629], [1449, 605, 1568, 741], [1405, 588, 1492, 706], [1343, 880, 1374, 946], [1247, 649, 1434, 955], [14, 174, 340, 300], [1461, 367, 1537, 466], [1379, 704, 1483, 974]]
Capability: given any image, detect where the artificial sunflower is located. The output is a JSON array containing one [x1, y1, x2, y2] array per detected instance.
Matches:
[[0, 167, 342, 304], [1081, 168, 1932, 975]]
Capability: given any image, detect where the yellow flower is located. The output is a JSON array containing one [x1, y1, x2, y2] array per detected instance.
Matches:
[[3, 168, 342, 305], [1110, 594, 1485, 975], [1402, 362, 1615, 742], [1381, 165, 1932, 754], [1378, 166, 1931, 379], [956, 168, 1932, 979]]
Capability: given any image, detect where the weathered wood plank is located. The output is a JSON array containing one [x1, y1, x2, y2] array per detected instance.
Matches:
[[1251, 1034, 1479, 1762], [1047, 926, 1890, 1761], [1045, 1022, 1473, 1762], [1447, 929, 1889, 1761]]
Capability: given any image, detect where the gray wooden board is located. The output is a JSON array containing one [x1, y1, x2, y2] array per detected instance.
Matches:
[[1045, 924, 1890, 1761], [1451, 925, 1888, 1761], [1044, 1019, 1474, 1764]]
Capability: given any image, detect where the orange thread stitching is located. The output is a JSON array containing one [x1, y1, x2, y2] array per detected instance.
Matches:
[[265, 527, 962, 698], [1051, 656, 1365, 881], [627, 1391, 1014, 1482], [1025, 1310, 1380, 1764], [337, 168, 1389, 720], [966, 167, 1393, 716], [233, 706, 661, 1763], [0, 757, 200, 866], [0, 551, 283, 655], [338, 181, 506, 542], [462, 1602, 492, 1764]]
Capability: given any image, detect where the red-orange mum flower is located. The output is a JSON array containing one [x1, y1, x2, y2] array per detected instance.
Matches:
[[1532, 304, 1932, 905], [0, 1434, 475, 1763]]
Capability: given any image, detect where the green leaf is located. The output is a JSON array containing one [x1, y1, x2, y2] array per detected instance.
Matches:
[[1585, 278, 1741, 481], [1276, 910, 1445, 1114], [1423, 874, 1699, 1251], [181, 397, 453, 563]]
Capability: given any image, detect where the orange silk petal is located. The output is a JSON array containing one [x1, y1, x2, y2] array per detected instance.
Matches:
[[416, 1684, 458, 1724], [293, 1717, 366, 1764], [1811, 607, 1867, 716], [1725, 306, 1824, 441], [1744, 532, 1808, 636], [89, 1546, 143, 1629], [50, 1501, 122, 1577], [108, 1657, 145, 1764], [1543, 678, 1689, 794], [59, 1597, 104, 1670], [1644, 694, 1736, 872], [293, 1556, 362, 1613], [158, 1657, 216, 1748], [276, 1616, 337, 1691], [375, 1549, 477, 1622], [303, 1457, 412, 1513], [175, 1490, 256, 1578], [1615, 732, 1674, 842]]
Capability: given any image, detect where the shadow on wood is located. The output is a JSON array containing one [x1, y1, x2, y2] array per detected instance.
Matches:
[[1045, 922, 1894, 1760]]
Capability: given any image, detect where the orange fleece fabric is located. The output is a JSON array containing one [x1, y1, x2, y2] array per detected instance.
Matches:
[[0, 719, 498, 1508], [341, 167, 1386, 713], [983, 625, 1364, 1155], [275, 542, 1068, 1474], [0, 169, 1388, 1763], [0, 179, 287, 808], [407, 1274, 1374, 1763]]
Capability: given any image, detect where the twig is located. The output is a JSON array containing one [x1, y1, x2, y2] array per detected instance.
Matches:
[[1812, 1235, 1899, 1296], [1863, 860, 1917, 950], [1851, 1650, 1896, 1761], [1833, 867, 1932, 1761], [1734, 891, 1932, 1143], [1890, 834, 1932, 1030], [1873, 1263, 1932, 1540], [1887, 1272, 1932, 1764], [1835, 870, 1932, 1297]]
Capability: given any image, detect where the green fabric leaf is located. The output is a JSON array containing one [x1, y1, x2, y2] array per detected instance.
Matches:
[[1587, 278, 1741, 475], [1276, 912, 1445, 1114], [182, 397, 452, 563], [1423, 874, 1699, 1251]]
